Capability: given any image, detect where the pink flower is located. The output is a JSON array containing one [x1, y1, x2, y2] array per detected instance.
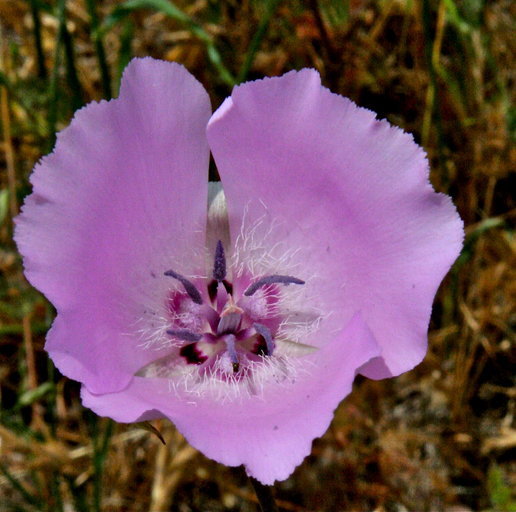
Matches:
[[15, 58, 463, 484]]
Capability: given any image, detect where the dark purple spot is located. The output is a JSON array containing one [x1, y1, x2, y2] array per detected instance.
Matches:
[[208, 278, 233, 303], [251, 336, 269, 357], [180, 343, 208, 365], [222, 279, 233, 295], [207, 279, 218, 302], [244, 275, 305, 296]]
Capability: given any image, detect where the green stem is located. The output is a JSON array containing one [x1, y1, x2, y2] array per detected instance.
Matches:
[[85, 0, 112, 98], [237, 0, 281, 84], [249, 476, 279, 512], [29, 0, 47, 78], [92, 418, 114, 512], [61, 8, 84, 110]]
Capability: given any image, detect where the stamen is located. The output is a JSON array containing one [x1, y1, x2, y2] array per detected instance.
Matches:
[[244, 275, 305, 296], [212, 240, 226, 281], [224, 335, 240, 373], [253, 323, 275, 356], [167, 329, 203, 342], [164, 269, 203, 305]]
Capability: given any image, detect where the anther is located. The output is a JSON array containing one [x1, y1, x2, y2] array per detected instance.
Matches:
[[164, 269, 203, 305], [166, 329, 203, 342], [253, 323, 275, 356], [212, 240, 226, 281], [244, 275, 305, 296]]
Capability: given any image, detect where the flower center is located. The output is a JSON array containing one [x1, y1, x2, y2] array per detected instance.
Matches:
[[161, 240, 305, 377]]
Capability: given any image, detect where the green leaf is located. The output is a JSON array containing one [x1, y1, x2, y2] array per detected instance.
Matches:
[[0, 189, 9, 224], [17, 382, 54, 408], [443, 0, 472, 35], [487, 463, 516, 512], [102, 0, 235, 86]]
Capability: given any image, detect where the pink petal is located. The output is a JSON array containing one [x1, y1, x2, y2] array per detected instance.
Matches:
[[82, 313, 379, 484], [207, 69, 463, 379], [15, 58, 212, 393]]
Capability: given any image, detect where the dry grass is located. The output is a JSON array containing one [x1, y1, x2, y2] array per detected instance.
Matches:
[[0, 0, 514, 511]]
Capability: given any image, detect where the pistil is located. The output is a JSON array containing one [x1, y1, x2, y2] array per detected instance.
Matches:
[[217, 297, 243, 334]]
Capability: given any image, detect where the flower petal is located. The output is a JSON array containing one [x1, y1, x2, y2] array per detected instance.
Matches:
[[15, 58, 212, 393], [81, 312, 380, 484], [207, 69, 463, 378]]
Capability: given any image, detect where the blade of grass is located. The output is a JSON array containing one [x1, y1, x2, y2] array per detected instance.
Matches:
[[60, 4, 84, 111], [89, 416, 114, 512], [47, 0, 65, 149], [49, 473, 64, 512], [85, 0, 112, 99], [64, 475, 90, 512], [28, 0, 47, 78], [116, 19, 134, 92], [421, 0, 446, 176], [236, 0, 281, 83], [308, 0, 339, 63], [0, 26, 18, 224], [321, 0, 349, 26], [48, 0, 84, 148], [0, 462, 45, 510], [102, 0, 235, 86]]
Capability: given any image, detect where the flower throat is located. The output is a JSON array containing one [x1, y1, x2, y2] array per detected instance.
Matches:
[[162, 240, 305, 376]]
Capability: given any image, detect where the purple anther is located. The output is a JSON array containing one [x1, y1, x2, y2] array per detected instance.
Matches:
[[164, 269, 203, 305], [224, 334, 240, 373], [167, 329, 203, 342], [212, 240, 226, 281], [253, 323, 275, 356], [244, 275, 305, 296]]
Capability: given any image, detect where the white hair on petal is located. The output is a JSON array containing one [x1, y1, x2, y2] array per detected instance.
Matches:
[[124, 196, 330, 404], [166, 353, 315, 405]]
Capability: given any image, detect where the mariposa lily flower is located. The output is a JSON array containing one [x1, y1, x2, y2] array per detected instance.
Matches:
[[15, 58, 463, 484]]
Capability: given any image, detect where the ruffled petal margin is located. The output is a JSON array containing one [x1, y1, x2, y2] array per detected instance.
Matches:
[[207, 69, 463, 378], [15, 59, 212, 393], [82, 313, 379, 484]]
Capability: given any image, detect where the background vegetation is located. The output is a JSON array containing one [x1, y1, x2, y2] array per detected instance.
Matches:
[[0, 0, 514, 510]]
